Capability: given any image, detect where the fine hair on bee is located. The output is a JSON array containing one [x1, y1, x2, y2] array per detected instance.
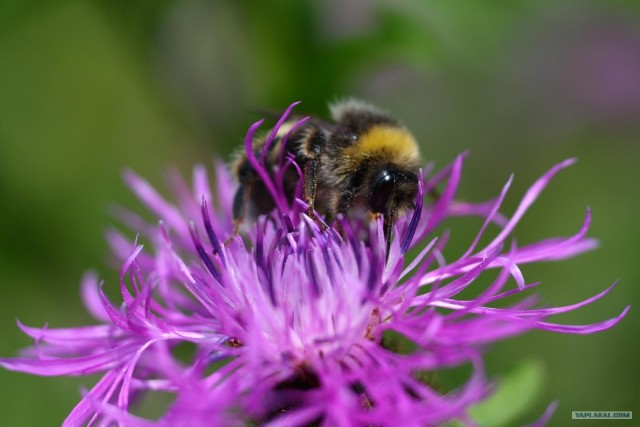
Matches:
[[230, 99, 422, 247]]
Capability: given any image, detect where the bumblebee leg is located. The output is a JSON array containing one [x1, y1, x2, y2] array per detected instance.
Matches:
[[302, 130, 327, 230], [303, 160, 327, 231], [383, 215, 394, 257], [226, 160, 255, 244], [329, 190, 356, 238]]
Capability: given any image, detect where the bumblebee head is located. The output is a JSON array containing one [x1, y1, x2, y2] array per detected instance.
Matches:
[[329, 99, 422, 235], [369, 166, 419, 218]]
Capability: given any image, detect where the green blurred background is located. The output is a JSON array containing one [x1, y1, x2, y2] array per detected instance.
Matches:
[[0, 1, 638, 425]]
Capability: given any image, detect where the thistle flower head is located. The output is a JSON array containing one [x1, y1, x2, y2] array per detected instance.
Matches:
[[1, 103, 629, 426]]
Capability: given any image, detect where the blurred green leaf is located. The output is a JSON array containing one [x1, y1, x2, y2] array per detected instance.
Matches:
[[448, 358, 546, 427]]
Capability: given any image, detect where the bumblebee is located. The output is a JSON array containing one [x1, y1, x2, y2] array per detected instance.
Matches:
[[231, 100, 421, 242]]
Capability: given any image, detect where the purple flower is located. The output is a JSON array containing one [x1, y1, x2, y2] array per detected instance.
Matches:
[[1, 103, 629, 426]]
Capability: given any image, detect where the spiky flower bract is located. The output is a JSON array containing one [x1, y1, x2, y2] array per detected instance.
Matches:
[[1, 103, 629, 426]]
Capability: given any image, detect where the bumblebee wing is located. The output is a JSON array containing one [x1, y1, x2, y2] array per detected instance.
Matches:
[[251, 108, 337, 133], [305, 116, 337, 133]]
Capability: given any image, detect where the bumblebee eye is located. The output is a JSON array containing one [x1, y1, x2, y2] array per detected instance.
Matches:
[[371, 169, 395, 213]]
